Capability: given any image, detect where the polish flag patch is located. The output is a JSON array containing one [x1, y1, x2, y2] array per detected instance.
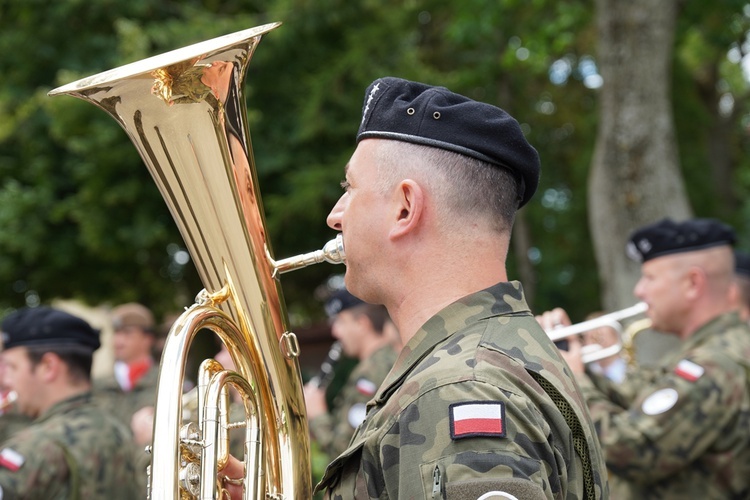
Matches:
[[450, 402, 506, 440], [674, 359, 705, 382], [356, 378, 377, 396], [0, 448, 24, 471]]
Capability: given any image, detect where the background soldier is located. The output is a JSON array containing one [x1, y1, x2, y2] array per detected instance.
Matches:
[[0, 306, 138, 498], [93, 302, 158, 493], [555, 218, 750, 499], [0, 342, 31, 444], [303, 288, 398, 459]]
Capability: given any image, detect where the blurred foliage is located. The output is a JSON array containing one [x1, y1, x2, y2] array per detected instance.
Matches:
[[1, 0, 750, 327]]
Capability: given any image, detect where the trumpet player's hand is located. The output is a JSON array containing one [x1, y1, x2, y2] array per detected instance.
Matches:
[[535, 307, 573, 331], [303, 382, 327, 419], [558, 335, 585, 375]]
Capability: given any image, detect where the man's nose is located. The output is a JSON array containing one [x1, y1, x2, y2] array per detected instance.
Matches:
[[327, 196, 345, 231], [633, 279, 645, 300]]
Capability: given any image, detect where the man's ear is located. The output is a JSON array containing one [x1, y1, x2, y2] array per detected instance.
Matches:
[[37, 352, 62, 383], [684, 266, 706, 301], [390, 179, 424, 240]]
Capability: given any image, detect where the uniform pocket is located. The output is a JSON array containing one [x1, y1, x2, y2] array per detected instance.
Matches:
[[420, 450, 549, 500]]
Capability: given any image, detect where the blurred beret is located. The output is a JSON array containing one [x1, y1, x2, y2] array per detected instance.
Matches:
[[325, 289, 365, 318], [1, 307, 101, 352], [356, 77, 540, 207], [112, 303, 155, 333], [626, 218, 736, 263], [735, 250, 750, 277]]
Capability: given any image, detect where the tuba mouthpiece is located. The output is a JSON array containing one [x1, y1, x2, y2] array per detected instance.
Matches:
[[272, 234, 345, 276]]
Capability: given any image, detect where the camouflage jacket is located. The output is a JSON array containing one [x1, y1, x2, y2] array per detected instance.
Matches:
[[0, 391, 139, 499], [310, 344, 398, 458], [92, 361, 159, 426], [577, 312, 750, 499], [93, 363, 159, 494], [316, 282, 608, 499], [0, 409, 31, 445]]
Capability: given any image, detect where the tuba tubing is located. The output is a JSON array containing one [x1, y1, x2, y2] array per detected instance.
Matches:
[[49, 22, 344, 499]]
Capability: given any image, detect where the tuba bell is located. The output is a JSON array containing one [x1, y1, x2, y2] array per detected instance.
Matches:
[[49, 23, 344, 499]]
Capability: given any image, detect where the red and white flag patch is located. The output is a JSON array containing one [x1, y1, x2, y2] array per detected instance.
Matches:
[[0, 448, 24, 471], [674, 359, 704, 382], [355, 378, 377, 396], [450, 402, 506, 440]]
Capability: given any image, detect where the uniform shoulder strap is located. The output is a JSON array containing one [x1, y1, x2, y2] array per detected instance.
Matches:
[[55, 440, 80, 500], [529, 372, 596, 500]]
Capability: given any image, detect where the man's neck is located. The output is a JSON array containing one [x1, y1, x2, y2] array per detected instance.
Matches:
[[385, 228, 509, 346], [358, 335, 393, 361], [389, 262, 507, 345], [38, 383, 90, 417], [678, 300, 733, 340]]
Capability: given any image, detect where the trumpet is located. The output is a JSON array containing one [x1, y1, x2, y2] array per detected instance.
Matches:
[[547, 302, 650, 365]]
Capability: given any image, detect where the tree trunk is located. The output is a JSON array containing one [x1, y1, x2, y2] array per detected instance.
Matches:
[[589, 0, 692, 311], [512, 209, 536, 307]]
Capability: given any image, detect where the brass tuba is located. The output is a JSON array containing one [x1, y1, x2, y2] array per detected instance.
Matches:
[[49, 23, 344, 499]]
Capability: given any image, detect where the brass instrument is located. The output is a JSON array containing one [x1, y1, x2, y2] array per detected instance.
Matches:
[[49, 23, 345, 499], [547, 302, 649, 365], [0, 390, 17, 414]]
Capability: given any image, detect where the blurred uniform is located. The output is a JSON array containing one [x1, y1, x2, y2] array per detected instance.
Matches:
[[306, 289, 398, 459], [309, 343, 396, 457], [0, 406, 30, 445], [93, 302, 159, 494], [0, 307, 138, 498], [0, 393, 137, 498], [576, 218, 750, 498]]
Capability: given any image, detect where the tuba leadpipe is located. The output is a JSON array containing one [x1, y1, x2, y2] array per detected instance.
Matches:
[[49, 22, 344, 499], [547, 302, 649, 365]]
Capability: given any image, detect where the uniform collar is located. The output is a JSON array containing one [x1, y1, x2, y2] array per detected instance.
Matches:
[[36, 391, 92, 423], [373, 281, 529, 405], [669, 311, 745, 362]]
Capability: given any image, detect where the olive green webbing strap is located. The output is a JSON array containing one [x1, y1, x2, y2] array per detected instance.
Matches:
[[56, 441, 81, 500], [530, 373, 596, 500]]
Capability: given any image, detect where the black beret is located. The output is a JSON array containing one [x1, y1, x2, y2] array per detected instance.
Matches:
[[356, 77, 541, 207], [324, 289, 365, 318], [1, 307, 101, 352], [735, 250, 750, 277], [626, 218, 736, 263]]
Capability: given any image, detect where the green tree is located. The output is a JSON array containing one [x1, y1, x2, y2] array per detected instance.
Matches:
[[1, 0, 750, 327]]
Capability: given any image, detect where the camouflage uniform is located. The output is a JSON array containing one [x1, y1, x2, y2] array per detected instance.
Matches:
[[317, 282, 608, 499], [93, 362, 159, 425], [0, 391, 138, 499], [310, 344, 398, 458], [0, 409, 31, 445], [93, 364, 159, 493], [577, 312, 750, 499]]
